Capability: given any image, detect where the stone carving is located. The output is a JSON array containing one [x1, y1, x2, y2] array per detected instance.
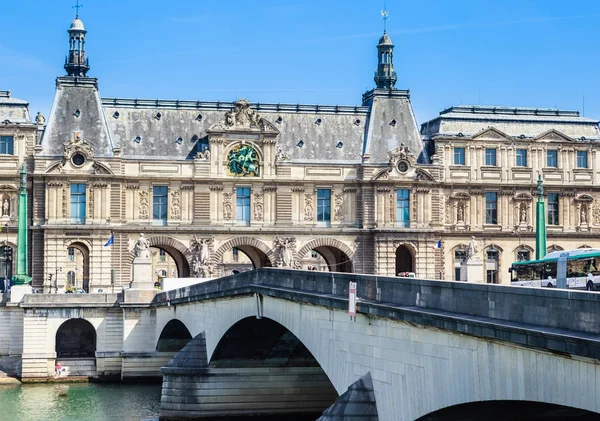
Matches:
[[92, 162, 110, 174], [334, 193, 344, 222], [88, 185, 94, 219], [35, 112, 45, 126], [519, 203, 527, 223], [1, 197, 9, 217], [62, 187, 67, 218], [139, 191, 149, 219], [190, 236, 213, 278], [63, 131, 93, 160], [457, 202, 465, 223], [389, 193, 395, 222], [274, 146, 289, 163], [227, 144, 260, 177], [210, 99, 277, 132], [171, 190, 181, 220], [466, 236, 480, 261], [223, 192, 233, 220], [133, 233, 150, 259], [274, 236, 295, 268], [196, 146, 211, 160], [253, 191, 263, 221], [593, 200, 600, 225], [581, 206, 588, 224], [304, 194, 314, 221]]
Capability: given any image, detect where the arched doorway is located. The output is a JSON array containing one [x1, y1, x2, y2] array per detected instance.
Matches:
[[296, 238, 355, 273], [299, 249, 328, 271], [212, 237, 276, 276], [55, 319, 96, 358], [416, 400, 599, 421], [156, 319, 192, 352], [395, 245, 414, 276], [208, 317, 338, 417], [151, 247, 179, 284], [65, 242, 90, 293]]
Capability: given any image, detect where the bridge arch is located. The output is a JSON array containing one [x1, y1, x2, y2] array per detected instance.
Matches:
[[126, 235, 192, 278], [156, 319, 192, 352], [211, 236, 276, 270], [296, 237, 354, 273], [55, 318, 96, 358], [416, 400, 599, 421]]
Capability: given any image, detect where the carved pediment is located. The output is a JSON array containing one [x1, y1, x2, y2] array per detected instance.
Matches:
[[514, 193, 533, 201], [533, 129, 574, 143], [450, 192, 470, 200], [371, 167, 392, 181], [208, 99, 279, 134], [471, 127, 511, 141], [414, 168, 436, 182], [388, 143, 416, 166], [575, 194, 593, 202]]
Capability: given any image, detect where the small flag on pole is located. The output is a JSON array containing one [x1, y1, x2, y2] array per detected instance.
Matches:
[[104, 234, 114, 247], [433, 240, 442, 249]]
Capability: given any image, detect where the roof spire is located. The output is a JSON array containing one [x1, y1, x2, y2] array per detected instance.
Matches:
[[374, 3, 397, 90], [73, 0, 83, 18], [381, 0, 389, 33], [64, 10, 90, 77]]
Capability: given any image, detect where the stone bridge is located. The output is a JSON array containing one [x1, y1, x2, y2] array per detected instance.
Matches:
[[2, 269, 600, 420]]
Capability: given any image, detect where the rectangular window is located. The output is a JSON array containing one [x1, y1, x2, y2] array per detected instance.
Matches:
[[70, 183, 86, 224], [236, 187, 251, 225], [68, 247, 75, 262], [485, 148, 496, 166], [547, 150, 558, 167], [396, 189, 410, 227], [0, 136, 14, 155], [232, 248, 239, 262], [577, 151, 588, 168], [517, 250, 530, 262], [159, 249, 166, 262], [317, 189, 331, 222], [153, 186, 168, 223], [453, 147, 465, 165], [547, 193, 559, 225], [485, 192, 498, 224], [486, 249, 499, 284], [515, 149, 527, 167]]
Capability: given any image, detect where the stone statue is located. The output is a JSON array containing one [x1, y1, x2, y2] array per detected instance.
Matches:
[[466, 236, 478, 260], [519, 203, 527, 223], [274, 236, 295, 268], [35, 112, 45, 126], [457, 202, 465, 222], [133, 233, 150, 258], [190, 236, 212, 278], [581, 206, 588, 224], [275, 146, 289, 163], [2, 198, 9, 217]]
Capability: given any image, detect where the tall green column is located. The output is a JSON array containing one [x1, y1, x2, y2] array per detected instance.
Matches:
[[14, 165, 31, 285], [535, 175, 547, 261]]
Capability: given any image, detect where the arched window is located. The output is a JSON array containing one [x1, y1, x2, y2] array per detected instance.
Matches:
[[486, 248, 500, 284], [516, 248, 532, 262], [67, 271, 75, 287], [454, 248, 467, 281]]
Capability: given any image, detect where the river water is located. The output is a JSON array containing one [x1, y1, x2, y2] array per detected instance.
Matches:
[[0, 383, 320, 421]]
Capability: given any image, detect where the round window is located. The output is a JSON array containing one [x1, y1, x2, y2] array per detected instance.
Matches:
[[71, 153, 85, 167], [397, 160, 409, 173]]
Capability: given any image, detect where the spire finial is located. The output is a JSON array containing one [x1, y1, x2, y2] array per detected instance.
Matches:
[[73, 0, 83, 18], [381, 0, 389, 32]]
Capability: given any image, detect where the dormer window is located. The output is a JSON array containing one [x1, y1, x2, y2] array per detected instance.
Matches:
[[73, 109, 81, 118], [296, 140, 304, 148], [176, 137, 183, 145], [134, 136, 142, 144]]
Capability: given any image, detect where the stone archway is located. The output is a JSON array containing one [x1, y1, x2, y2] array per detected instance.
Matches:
[[156, 319, 192, 352], [211, 236, 276, 272], [395, 244, 414, 276], [56, 318, 96, 358], [126, 235, 192, 278], [65, 241, 90, 292], [296, 238, 355, 273]]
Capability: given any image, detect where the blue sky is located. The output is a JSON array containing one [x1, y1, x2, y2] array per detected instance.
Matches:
[[1, 0, 599, 124]]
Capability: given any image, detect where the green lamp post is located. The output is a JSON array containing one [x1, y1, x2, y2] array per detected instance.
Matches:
[[13, 165, 31, 285], [535, 175, 547, 261]]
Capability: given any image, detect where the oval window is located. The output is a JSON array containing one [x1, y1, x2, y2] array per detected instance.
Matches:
[[71, 153, 85, 167], [397, 161, 409, 173]]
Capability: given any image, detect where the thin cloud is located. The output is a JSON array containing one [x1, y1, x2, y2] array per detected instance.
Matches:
[[299, 13, 600, 43]]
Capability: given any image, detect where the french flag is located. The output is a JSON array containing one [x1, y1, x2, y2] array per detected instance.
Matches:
[[432, 240, 442, 250]]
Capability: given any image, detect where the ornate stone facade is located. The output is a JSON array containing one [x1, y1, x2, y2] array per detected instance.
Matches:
[[7, 17, 600, 293]]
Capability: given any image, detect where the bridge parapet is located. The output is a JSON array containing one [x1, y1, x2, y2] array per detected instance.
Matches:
[[154, 268, 600, 335]]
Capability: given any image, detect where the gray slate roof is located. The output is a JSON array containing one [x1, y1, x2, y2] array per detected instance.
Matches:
[[0, 90, 31, 124], [39, 77, 426, 164], [422, 105, 600, 140]]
